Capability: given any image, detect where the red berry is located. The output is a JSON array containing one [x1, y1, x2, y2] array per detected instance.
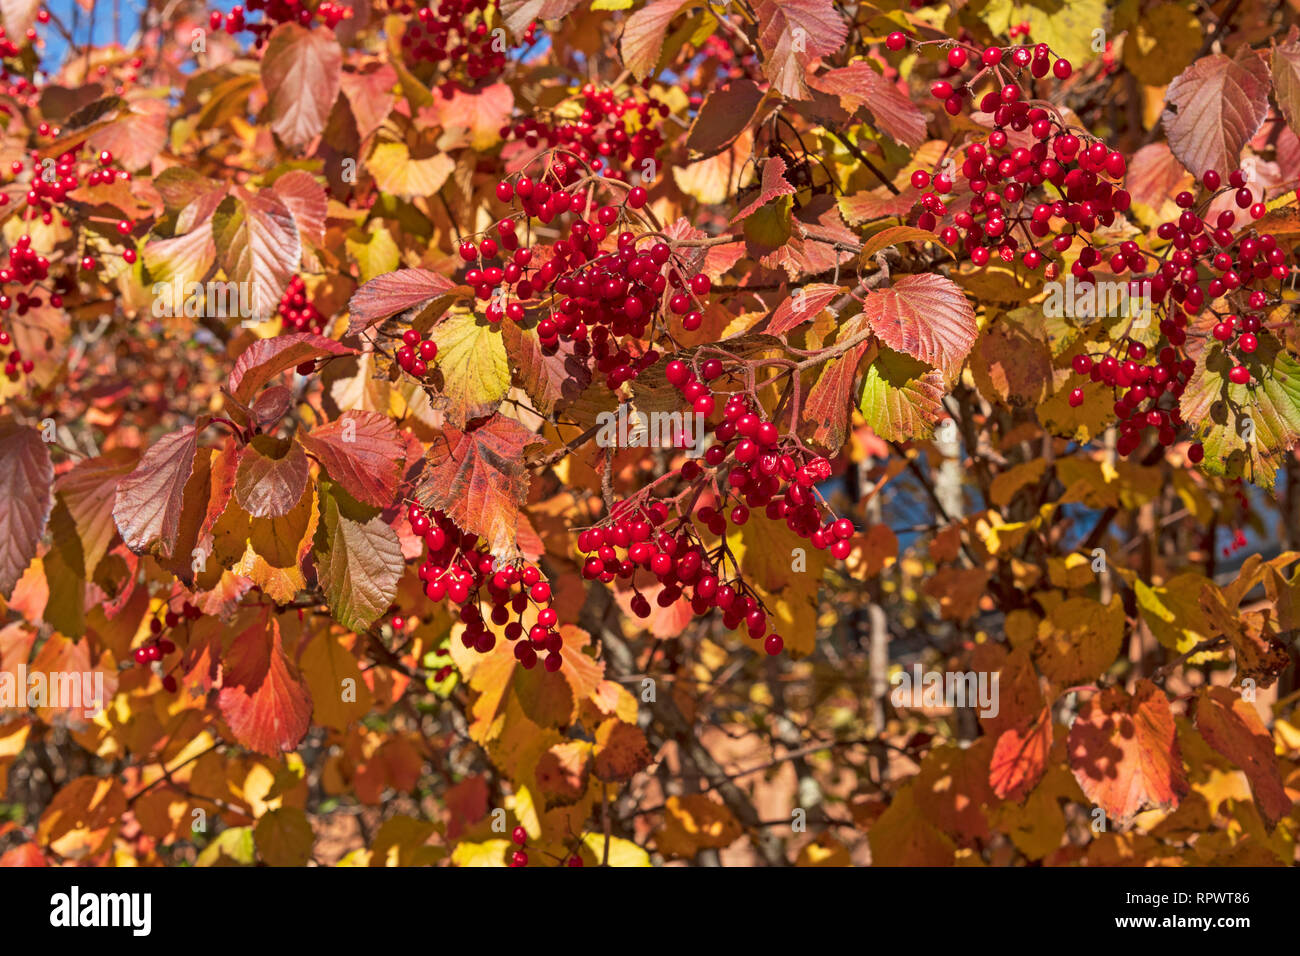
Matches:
[[885, 32, 907, 51], [512, 826, 527, 845], [764, 634, 784, 656]]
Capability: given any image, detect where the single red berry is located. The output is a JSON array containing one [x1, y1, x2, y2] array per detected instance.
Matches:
[[512, 826, 527, 846], [764, 634, 784, 656], [885, 32, 907, 51], [1068, 388, 1085, 408]]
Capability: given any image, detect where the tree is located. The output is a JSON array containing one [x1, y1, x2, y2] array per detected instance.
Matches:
[[0, 0, 1296, 868]]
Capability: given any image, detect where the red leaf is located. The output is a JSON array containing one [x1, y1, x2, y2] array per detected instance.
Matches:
[[0, 421, 53, 598], [989, 706, 1052, 801], [227, 332, 355, 404], [1194, 686, 1293, 827], [299, 410, 405, 508], [863, 273, 977, 373], [755, 0, 849, 99], [732, 156, 797, 223], [1124, 142, 1193, 212], [620, 0, 690, 81], [217, 614, 313, 757], [212, 188, 303, 322], [54, 448, 138, 577], [339, 64, 398, 140], [810, 63, 926, 148], [1067, 680, 1188, 825], [234, 436, 311, 518], [346, 268, 460, 334], [502, 322, 594, 418], [686, 80, 766, 158], [260, 23, 343, 149], [1161, 51, 1271, 178], [112, 425, 199, 558], [768, 282, 843, 336], [416, 414, 544, 556], [271, 170, 327, 248]]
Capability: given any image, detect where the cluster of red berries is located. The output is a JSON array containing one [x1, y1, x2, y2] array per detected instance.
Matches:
[[210, 1, 353, 44], [0, 329, 34, 380], [576, 367, 857, 656], [396, 326, 439, 377], [408, 503, 564, 671], [501, 85, 668, 182], [278, 275, 325, 335], [902, 46, 1136, 274], [463, 172, 711, 389], [131, 602, 202, 693], [1060, 164, 1291, 458], [1067, 344, 1196, 458], [398, 0, 535, 92]]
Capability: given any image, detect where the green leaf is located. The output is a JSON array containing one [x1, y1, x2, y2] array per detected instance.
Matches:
[[857, 345, 945, 441], [1180, 333, 1300, 489], [315, 487, 404, 633], [430, 311, 511, 427]]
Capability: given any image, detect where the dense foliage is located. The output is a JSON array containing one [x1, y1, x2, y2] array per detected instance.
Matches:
[[0, 0, 1298, 866]]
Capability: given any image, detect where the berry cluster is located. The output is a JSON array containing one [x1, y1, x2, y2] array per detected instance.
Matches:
[[210, 1, 353, 45], [279, 275, 325, 334], [455, 172, 710, 390], [396, 326, 439, 377], [577, 367, 857, 656], [501, 84, 668, 182], [1062, 165, 1290, 458], [408, 502, 564, 670], [131, 602, 203, 693], [398, 0, 535, 92], [887, 32, 1295, 465]]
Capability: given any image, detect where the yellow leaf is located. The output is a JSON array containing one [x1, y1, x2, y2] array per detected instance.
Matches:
[[254, 806, 315, 866], [580, 832, 651, 866]]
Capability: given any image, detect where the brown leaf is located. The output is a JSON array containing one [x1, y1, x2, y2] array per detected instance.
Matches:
[[416, 414, 544, 556], [217, 613, 313, 757], [810, 62, 926, 147], [112, 424, 200, 558], [54, 448, 138, 577], [261, 23, 343, 149], [228, 332, 355, 404], [863, 273, 978, 374], [685, 80, 766, 158], [234, 435, 311, 518], [1161, 50, 1271, 178], [0, 421, 53, 598], [1193, 686, 1293, 827], [346, 268, 460, 334]]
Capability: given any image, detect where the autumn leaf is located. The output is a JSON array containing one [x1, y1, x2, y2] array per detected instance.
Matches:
[[0, 421, 53, 598], [299, 410, 405, 509], [314, 487, 404, 634], [1067, 680, 1188, 826], [228, 332, 356, 404], [347, 267, 461, 334], [1161, 50, 1271, 179], [862, 274, 978, 375], [217, 613, 313, 757], [261, 23, 344, 149], [112, 424, 200, 559], [416, 414, 544, 557], [1193, 687, 1293, 828]]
